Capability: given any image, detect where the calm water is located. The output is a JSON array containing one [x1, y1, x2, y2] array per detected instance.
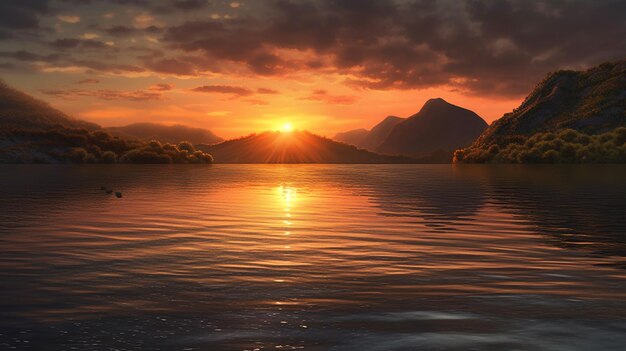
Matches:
[[1, 165, 626, 351]]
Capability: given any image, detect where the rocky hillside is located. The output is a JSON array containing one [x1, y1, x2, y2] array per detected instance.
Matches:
[[456, 60, 626, 163]]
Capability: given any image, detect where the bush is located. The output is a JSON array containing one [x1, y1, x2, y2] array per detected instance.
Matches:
[[177, 141, 195, 153], [120, 149, 173, 164], [101, 151, 117, 164], [456, 127, 626, 164]]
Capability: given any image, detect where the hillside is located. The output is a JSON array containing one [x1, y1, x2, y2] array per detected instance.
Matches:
[[333, 128, 369, 148], [456, 60, 626, 163], [0, 80, 99, 130], [377, 99, 488, 157], [197, 131, 415, 164], [367, 116, 405, 150], [334, 116, 405, 151], [0, 81, 213, 164], [107, 123, 223, 145]]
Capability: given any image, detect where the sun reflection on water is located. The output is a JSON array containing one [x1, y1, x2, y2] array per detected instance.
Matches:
[[278, 185, 297, 236]]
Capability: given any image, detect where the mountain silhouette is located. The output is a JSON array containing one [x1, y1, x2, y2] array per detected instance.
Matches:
[[334, 116, 405, 151], [0, 80, 98, 130], [456, 59, 626, 163], [333, 128, 369, 148], [196, 130, 413, 163], [107, 123, 223, 145], [377, 98, 488, 157]]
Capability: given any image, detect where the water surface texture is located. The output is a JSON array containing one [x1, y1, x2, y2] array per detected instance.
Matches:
[[1, 165, 626, 350]]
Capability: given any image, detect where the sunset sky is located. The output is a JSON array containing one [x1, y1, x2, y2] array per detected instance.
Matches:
[[1, 0, 624, 139]]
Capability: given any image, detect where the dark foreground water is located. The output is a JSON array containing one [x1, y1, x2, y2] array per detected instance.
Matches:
[[1, 165, 626, 351]]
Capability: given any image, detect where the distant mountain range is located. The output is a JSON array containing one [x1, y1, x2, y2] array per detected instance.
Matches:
[[196, 131, 414, 164], [334, 99, 488, 158], [456, 59, 626, 163], [334, 116, 405, 151], [107, 123, 223, 145], [0, 81, 213, 164]]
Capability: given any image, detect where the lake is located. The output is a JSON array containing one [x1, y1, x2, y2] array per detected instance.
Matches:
[[1, 165, 625, 350]]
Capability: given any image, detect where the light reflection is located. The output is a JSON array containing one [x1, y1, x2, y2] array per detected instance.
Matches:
[[278, 185, 297, 237]]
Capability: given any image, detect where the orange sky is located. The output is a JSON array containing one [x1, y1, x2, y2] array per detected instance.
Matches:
[[1, 0, 621, 140], [26, 74, 521, 139]]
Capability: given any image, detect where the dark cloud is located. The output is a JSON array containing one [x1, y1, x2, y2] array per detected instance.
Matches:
[[1, 0, 624, 98], [0, 62, 16, 70], [104, 25, 163, 37], [156, 0, 210, 12], [0, 50, 59, 62], [50, 38, 109, 50], [191, 85, 255, 96], [105, 25, 138, 36], [0, 1, 52, 29], [161, 0, 626, 97]]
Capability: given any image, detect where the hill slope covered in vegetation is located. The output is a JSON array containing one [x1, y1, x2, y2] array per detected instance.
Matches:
[[456, 60, 626, 163]]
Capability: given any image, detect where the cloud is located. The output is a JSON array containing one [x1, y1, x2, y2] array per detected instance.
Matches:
[[191, 85, 254, 96], [257, 88, 279, 94], [76, 78, 100, 84], [0, 1, 52, 29], [148, 83, 175, 91], [50, 38, 109, 50], [160, 0, 626, 97], [57, 15, 80, 24], [41, 88, 163, 101], [1, 0, 625, 99], [302, 90, 357, 105], [0, 50, 59, 62], [144, 57, 197, 76]]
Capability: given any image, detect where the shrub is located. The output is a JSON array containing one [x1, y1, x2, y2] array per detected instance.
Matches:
[[101, 151, 117, 164]]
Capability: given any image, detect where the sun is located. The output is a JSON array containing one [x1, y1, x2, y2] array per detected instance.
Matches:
[[282, 123, 294, 133]]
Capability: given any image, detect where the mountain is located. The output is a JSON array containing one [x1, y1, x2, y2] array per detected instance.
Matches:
[[377, 99, 488, 157], [107, 123, 223, 145], [333, 128, 369, 148], [0, 81, 213, 164], [196, 130, 415, 163], [455, 60, 626, 163], [0, 80, 99, 130], [333, 116, 405, 151], [366, 116, 405, 150]]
